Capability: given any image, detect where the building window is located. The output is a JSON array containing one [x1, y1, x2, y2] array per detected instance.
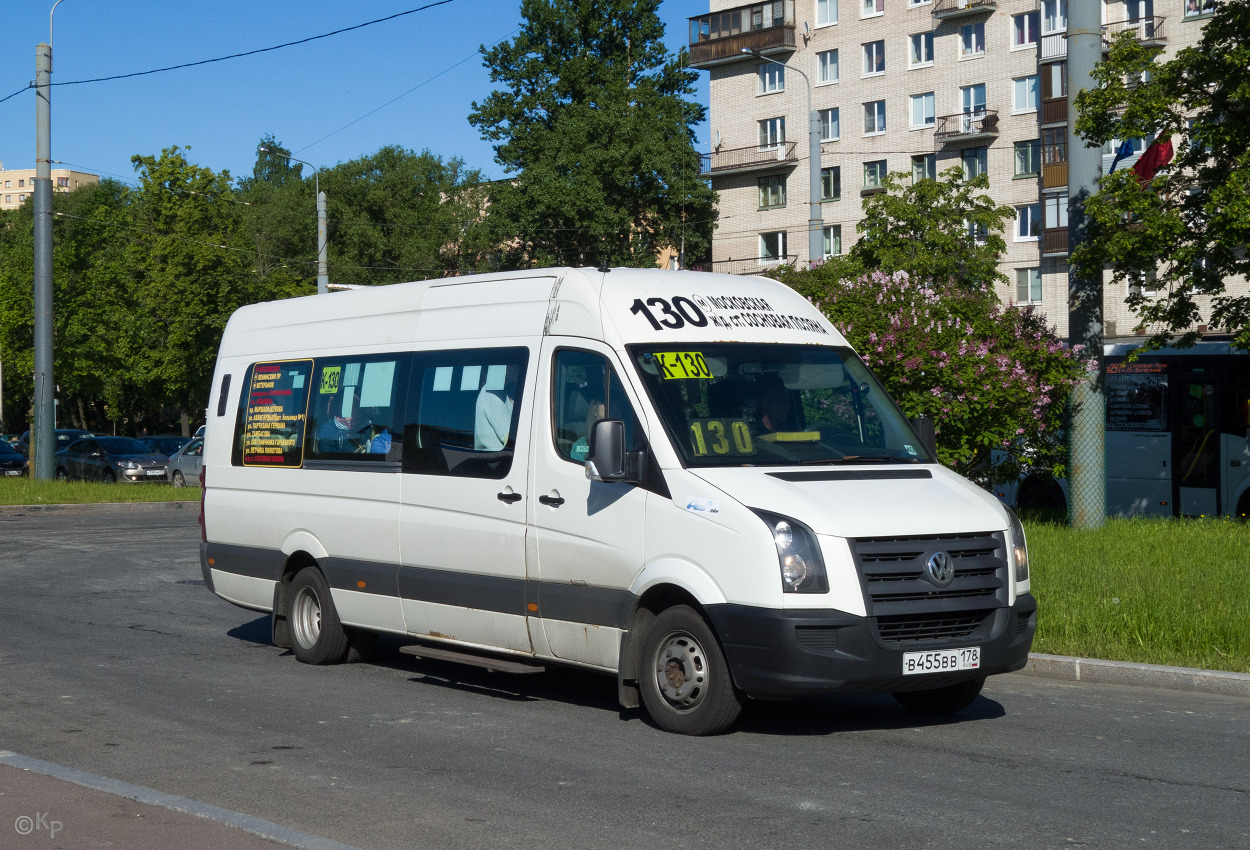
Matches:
[[758, 63, 785, 94], [960, 83, 987, 119], [862, 41, 885, 76], [1042, 0, 1067, 33], [864, 160, 888, 190], [1044, 193, 1068, 229], [863, 100, 886, 134], [1016, 204, 1041, 240], [1013, 12, 1040, 48], [3, 195, 9, 204], [759, 117, 786, 150], [56, 176, 70, 188], [3, 181, 9, 188], [910, 92, 935, 128], [1129, 270, 1163, 300], [817, 0, 839, 25], [960, 22, 985, 58], [1102, 137, 1144, 156], [1042, 61, 1067, 100], [760, 231, 787, 263], [862, 0, 884, 17], [821, 166, 842, 200], [961, 147, 988, 180], [820, 107, 841, 141], [967, 221, 988, 244], [1013, 75, 1039, 112], [1016, 268, 1042, 304], [912, 154, 936, 182], [758, 174, 787, 209], [1015, 139, 1041, 176], [1185, 0, 1215, 16], [908, 0, 931, 6], [909, 32, 934, 67], [823, 225, 843, 258], [1043, 128, 1067, 165], [817, 49, 839, 84], [18, 179, 25, 187]]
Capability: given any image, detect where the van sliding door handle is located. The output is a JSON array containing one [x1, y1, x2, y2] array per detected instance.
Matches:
[[538, 494, 565, 507], [497, 491, 522, 504]]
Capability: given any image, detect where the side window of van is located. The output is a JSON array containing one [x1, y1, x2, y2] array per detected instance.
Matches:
[[307, 355, 407, 462], [403, 347, 529, 479], [232, 360, 314, 467], [551, 349, 642, 463]]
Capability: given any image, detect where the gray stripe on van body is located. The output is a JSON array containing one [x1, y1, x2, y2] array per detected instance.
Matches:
[[207, 543, 635, 629]]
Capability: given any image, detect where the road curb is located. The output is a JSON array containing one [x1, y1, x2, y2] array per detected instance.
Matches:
[[0, 500, 198, 515], [1018, 653, 1250, 698]]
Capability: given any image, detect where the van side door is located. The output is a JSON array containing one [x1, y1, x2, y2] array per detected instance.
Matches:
[[527, 340, 649, 668], [398, 345, 537, 653]]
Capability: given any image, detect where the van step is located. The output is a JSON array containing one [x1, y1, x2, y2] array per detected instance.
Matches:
[[399, 644, 545, 675]]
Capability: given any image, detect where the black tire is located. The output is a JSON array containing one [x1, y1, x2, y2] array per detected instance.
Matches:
[[893, 677, 986, 715], [638, 605, 742, 736], [55, 468, 67, 481], [101, 470, 116, 484], [171, 470, 185, 488], [288, 567, 350, 665]]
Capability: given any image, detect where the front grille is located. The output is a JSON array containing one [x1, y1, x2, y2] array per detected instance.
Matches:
[[851, 531, 1008, 645]]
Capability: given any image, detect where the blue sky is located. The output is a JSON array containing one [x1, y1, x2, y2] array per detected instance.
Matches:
[[1, 1, 709, 185]]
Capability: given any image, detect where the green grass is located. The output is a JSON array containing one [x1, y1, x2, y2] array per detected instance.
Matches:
[[0, 477, 198, 505], [1024, 516, 1250, 674]]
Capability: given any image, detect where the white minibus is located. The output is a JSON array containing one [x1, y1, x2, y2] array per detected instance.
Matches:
[[199, 267, 1035, 735]]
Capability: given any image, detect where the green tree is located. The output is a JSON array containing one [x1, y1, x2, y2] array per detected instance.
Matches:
[[237, 136, 319, 297], [773, 268, 1084, 483], [468, 0, 715, 269], [1073, 2, 1250, 350], [822, 169, 1014, 290], [322, 145, 486, 285]]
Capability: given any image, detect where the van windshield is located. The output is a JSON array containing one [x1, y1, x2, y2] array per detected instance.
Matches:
[[627, 343, 933, 467]]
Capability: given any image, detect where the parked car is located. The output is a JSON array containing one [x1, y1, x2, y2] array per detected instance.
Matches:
[[166, 437, 204, 487], [2, 433, 22, 447], [15, 428, 92, 458], [0, 440, 28, 476], [57, 436, 169, 483], [141, 434, 190, 456]]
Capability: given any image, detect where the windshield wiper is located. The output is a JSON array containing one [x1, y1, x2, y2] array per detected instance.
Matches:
[[825, 454, 916, 464]]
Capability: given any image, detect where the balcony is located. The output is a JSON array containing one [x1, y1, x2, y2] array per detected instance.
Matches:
[[1042, 162, 1068, 190], [692, 255, 798, 275], [1041, 97, 1067, 125], [933, 110, 1000, 145], [1103, 16, 1166, 50], [688, 1, 796, 69], [700, 142, 798, 178], [1040, 32, 1067, 61], [932, 0, 996, 20], [1041, 227, 1068, 258]]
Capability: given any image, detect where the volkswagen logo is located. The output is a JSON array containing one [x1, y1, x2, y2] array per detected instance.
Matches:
[[925, 551, 955, 587]]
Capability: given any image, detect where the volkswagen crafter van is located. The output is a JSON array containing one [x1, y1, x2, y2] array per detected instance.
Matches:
[[199, 267, 1035, 735]]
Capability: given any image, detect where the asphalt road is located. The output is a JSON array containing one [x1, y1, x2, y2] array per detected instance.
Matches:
[[0, 508, 1247, 850]]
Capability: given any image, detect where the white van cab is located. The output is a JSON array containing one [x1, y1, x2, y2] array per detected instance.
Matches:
[[199, 267, 1035, 735]]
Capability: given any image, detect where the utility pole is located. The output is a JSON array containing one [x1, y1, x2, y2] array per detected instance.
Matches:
[[259, 146, 328, 294], [1066, 0, 1106, 529], [32, 40, 55, 480]]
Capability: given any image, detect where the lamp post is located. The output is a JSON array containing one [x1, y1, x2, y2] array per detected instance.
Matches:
[[259, 147, 328, 295], [743, 48, 823, 266]]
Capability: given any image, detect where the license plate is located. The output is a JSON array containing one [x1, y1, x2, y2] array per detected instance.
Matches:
[[146, 469, 165, 476], [4, 470, 22, 476], [902, 646, 980, 675]]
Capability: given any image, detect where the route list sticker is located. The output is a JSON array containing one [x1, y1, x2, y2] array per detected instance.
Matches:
[[242, 359, 312, 467]]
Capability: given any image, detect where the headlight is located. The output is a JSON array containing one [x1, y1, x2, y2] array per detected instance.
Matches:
[[1007, 509, 1029, 583], [119, 460, 140, 470], [751, 510, 829, 594]]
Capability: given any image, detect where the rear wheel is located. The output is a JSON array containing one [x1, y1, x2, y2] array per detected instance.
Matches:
[[288, 567, 350, 665], [893, 677, 985, 715], [638, 605, 742, 736]]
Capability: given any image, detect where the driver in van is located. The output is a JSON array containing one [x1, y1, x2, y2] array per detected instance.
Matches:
[[754, 376, 795, 433]]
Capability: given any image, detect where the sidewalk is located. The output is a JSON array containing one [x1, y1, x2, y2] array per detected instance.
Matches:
[[0, 752, 359, 850]]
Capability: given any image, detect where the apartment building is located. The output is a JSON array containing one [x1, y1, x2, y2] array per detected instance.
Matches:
[[0, 164, 99, 210], [688, 0, 1219, 337]]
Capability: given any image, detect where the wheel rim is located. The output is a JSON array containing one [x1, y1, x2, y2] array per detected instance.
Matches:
[[652, 630, 709, 713], [172, 471, 184, 487], [291, 585, 322, 650]]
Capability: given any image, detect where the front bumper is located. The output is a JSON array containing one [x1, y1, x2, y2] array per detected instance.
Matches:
[[705, 593, 1036, 698], [119, 466, 168, 483]]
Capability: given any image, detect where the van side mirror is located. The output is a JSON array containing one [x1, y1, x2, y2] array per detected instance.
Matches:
[[586, 419, 627, 482], [910, 415, 937, 459]]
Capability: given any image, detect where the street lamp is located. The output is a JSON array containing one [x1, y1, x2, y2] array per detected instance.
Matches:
[[259, 147, 328, 295], [742, 48, 823, 267]]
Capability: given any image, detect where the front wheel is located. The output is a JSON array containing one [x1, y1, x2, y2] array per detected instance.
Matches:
[[171, 470, 185, 488], [55, 468, 67, 481], [288, 567, 350, 665], [893, 677, 985, 715], [638, 605, 742, 736]]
